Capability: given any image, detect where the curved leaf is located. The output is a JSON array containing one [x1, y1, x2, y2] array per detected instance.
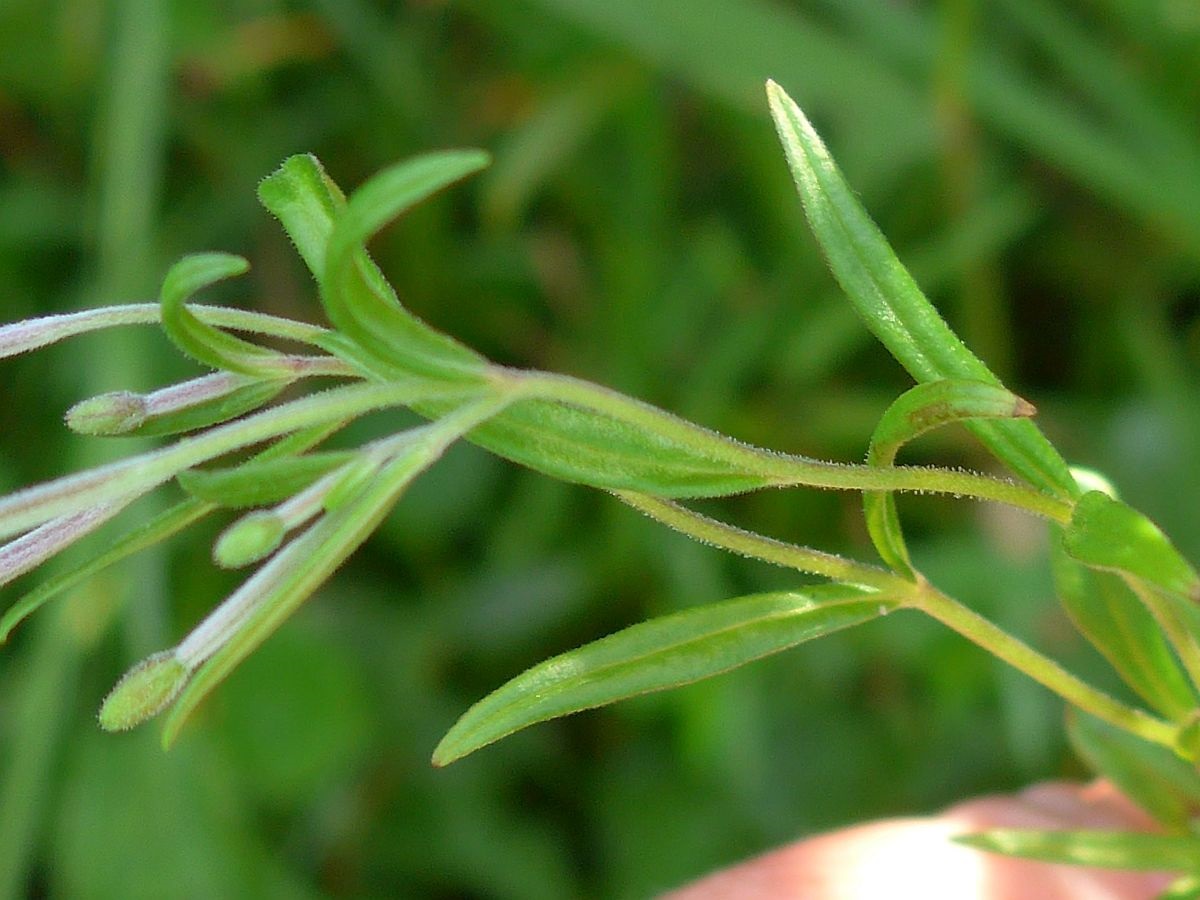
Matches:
[[433, 585, 901, 766], [865, 379, 1034, 576], [159, 253, 294, 377], [1064, 491, 1200, 602], [767, 80, 1076, 499]]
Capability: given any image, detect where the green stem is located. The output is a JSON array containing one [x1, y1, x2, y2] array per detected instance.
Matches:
[[0, 303, 331, 362], [915, 584, 1186, 755], [516, 370, 1074, 522], [614, 490, 909, 592]]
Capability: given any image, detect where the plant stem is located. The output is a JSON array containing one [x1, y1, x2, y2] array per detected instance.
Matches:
[[914, 583, 1187, 756], [517, 370, 1074, 522], [614, 490, 910, 592], [0, 303, 331, 361]]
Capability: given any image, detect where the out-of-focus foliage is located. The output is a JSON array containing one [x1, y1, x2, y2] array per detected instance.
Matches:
[[1, 0, 1198, 896]]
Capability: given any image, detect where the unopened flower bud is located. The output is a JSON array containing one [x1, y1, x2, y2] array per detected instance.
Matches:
[[65, 391, 147, 435], [213, 511, 285, 568], [98, 650, 188, 731]]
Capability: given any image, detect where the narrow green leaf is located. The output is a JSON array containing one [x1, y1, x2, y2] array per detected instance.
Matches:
[[256, 154, 347, 278], [259, 150, 489, 381], [1065, 491, 1200, 602], [319, 150, 491, 379], [440, 395, 780, 498], [1052, 541, 1197, 721], [432, 585, 899, 766], [1068, 710, 1200, 831], [865, 380, 1035, 576], [766, 80, 1076, 499], [128, 378, 289, 437], [955, 829, 1200, 872], [159, 253, 294, 377], [0, 499, 212, 643], [177, 451, 357, 508]]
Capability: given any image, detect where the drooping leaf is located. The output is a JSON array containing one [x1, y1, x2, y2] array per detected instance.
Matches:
[[159, 254, 294, 377], [766, 80, 1076, 499], [955, 829, 1200, 872], [1067, 710, 1200, 832], [1052, 541, 1196, 721], [1064, 491, 1200, 602], [433, 585, 900, 766], [865, 379, 1035, 576]]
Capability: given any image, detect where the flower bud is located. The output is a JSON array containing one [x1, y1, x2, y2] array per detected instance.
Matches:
[[213, 511, 285, 568], [65, 391, 147, 435], [98, 650, 188, 731]]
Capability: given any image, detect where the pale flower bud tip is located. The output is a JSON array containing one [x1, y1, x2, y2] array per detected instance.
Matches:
[[66, 391, 147, 435], [213, 512, 284, 568], [98, 651, 188, 732]]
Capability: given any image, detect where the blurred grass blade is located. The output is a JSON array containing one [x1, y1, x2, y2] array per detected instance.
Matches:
[[178, 451, 357, 508], [1068, 710, 1200, 831], [1052, 541, 1196, 720], [433, 585, 900, 766], [766, 80, 1075, 499], [160, 253, 294, 377], [1160, 875, 1200, 899], [955, 829, 1200, 871], [865, 380, 1035, 576], [1064, 491, 1200, 602], [0, 499, 212, 643]]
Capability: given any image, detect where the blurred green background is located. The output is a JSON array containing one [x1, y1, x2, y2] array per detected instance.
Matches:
[[2, 0, 1199, 896]]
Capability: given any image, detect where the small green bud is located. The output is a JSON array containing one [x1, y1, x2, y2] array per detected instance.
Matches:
[[213, 511, 285, 568], [65, 391, 147, 435], [98, 651, 188, 731]]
